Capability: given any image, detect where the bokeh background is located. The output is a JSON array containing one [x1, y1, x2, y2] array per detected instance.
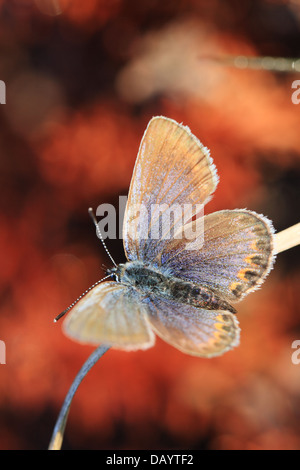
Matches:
[[0, 0, 300, 450]]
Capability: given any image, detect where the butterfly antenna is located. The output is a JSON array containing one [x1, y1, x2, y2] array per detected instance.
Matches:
[[54, 274, 111, 322], [88, 207, 117, 267]]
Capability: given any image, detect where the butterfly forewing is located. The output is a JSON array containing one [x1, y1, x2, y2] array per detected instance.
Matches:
[[123, 116, 218, 264], [63, 282, 155, 350]]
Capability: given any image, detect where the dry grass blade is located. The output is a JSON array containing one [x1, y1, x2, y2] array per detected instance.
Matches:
[[274, 223, 300, 254]]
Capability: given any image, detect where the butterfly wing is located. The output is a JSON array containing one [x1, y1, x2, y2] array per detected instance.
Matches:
[[160, 209, 275, 302], [143, 295, 240, 357], [63, 281, 155, 350], [123, 116, 218, 264]]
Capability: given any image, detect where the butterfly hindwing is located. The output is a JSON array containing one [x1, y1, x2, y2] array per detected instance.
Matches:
[[143, 295, 240, 358], [159, 209, 275, 302], [63, 282, 155, 350]]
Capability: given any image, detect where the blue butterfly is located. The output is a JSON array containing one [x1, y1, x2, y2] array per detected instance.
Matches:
[[61, 117, 275, 357]]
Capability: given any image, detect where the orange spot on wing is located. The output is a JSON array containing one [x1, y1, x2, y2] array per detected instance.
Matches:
[[245, 255, 257, 266], [250, 240, 258, 250], [238, 268, 250, 281], [230, 281, 240, 292]]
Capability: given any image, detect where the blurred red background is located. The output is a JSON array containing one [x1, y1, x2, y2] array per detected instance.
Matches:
[[0, 0, 300, 450]]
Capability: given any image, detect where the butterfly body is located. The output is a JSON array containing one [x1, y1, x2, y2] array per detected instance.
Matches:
[[108, 261, 237, 314]]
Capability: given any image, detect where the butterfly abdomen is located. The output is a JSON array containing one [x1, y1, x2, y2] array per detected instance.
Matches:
[[165, 278, 236, 313], [117, 261, 236, 314]]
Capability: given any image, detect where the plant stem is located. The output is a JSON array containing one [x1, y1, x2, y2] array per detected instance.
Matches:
[[48, 344, 110, 450]]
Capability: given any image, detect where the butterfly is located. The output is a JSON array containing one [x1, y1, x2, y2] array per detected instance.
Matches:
[[60, 116, 276, 358]]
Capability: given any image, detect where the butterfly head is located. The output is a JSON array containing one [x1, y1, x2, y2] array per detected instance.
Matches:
[[106, 264, 125, 282]]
